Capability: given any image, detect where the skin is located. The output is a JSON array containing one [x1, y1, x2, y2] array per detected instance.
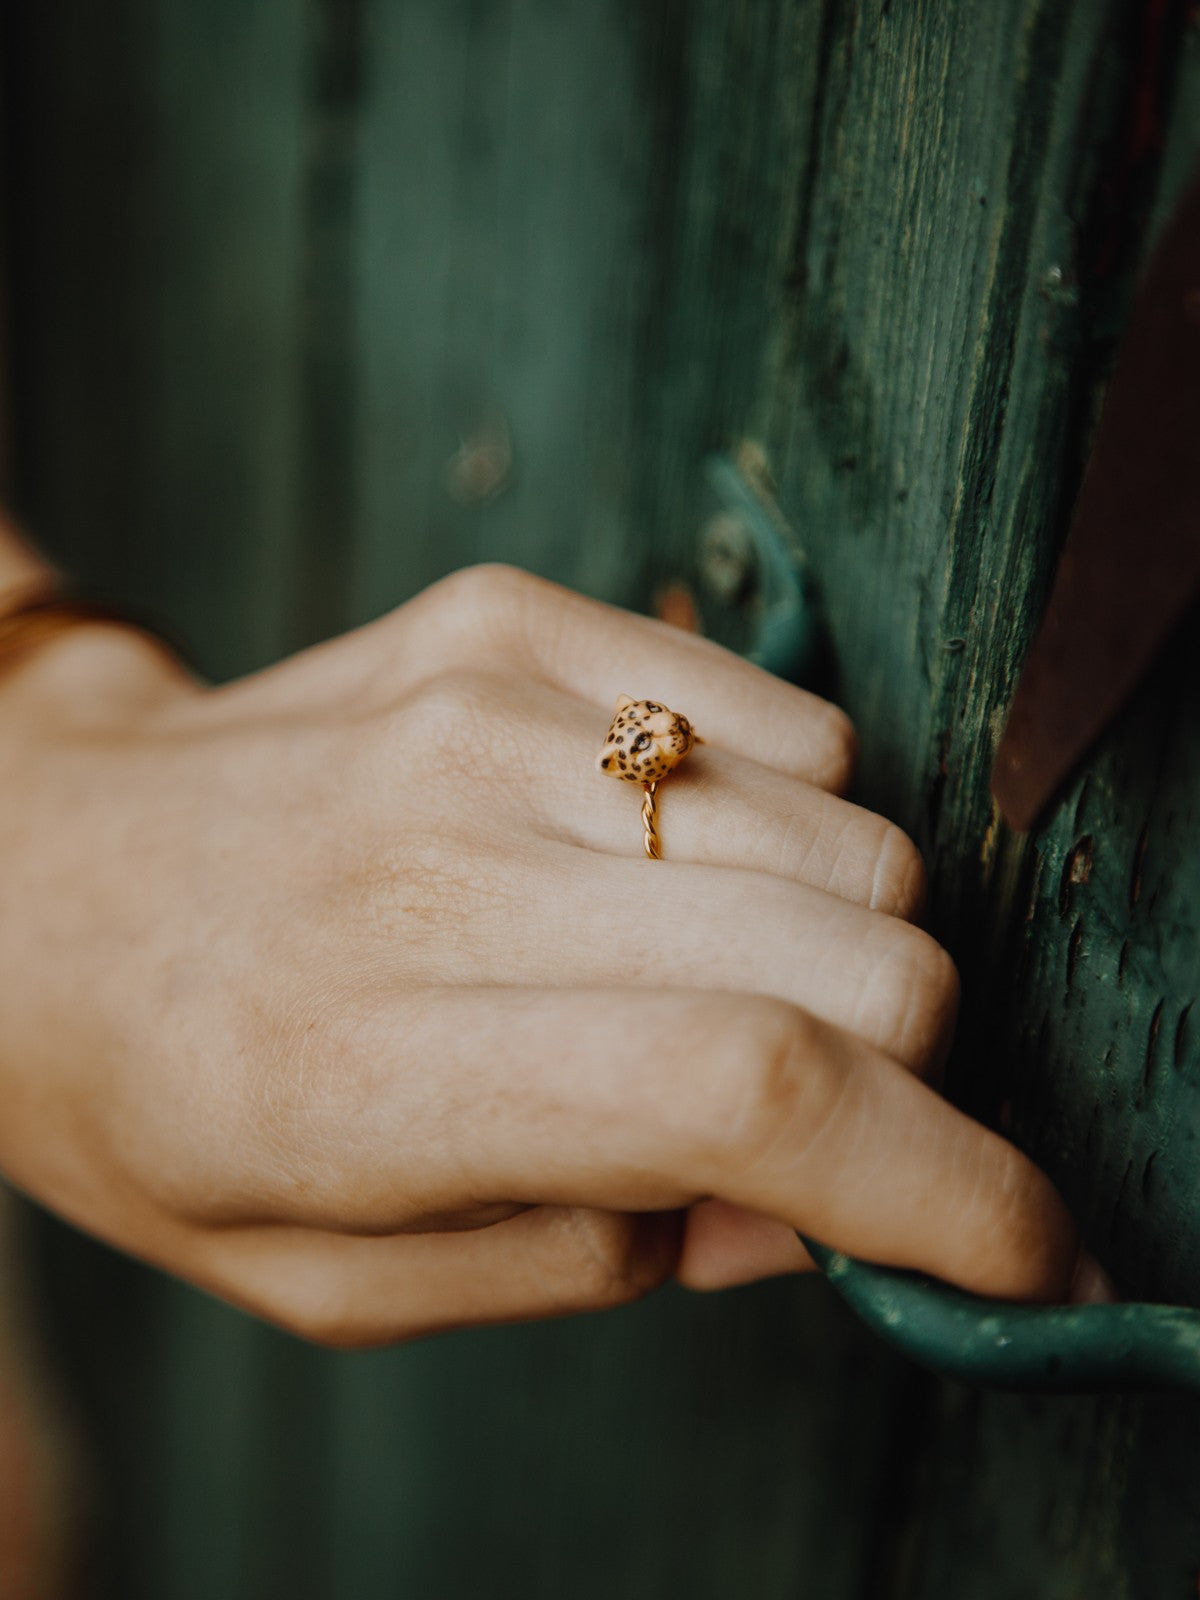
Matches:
[[0, 534, 1086, 1347]]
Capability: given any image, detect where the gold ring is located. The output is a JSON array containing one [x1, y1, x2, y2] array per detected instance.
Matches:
[[596, 695, 701, 860]]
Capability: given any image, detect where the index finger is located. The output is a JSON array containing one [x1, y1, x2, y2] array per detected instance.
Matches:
[[247, 986, 1078, 1304]]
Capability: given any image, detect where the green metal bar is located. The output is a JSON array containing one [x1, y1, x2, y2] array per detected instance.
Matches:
[[802, 1237, 1200, 1394]]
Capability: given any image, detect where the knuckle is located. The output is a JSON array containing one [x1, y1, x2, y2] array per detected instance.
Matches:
[[702, 1000, 840, 1175], [201, 1239, 379, 1349], [394, 667, 513, 780], [342, 664, 526, 815], [868, 823, 927, 919], [874, 929, 960, 1072], [255, 1276, 379, 1349], [734, 1008, 808, 1147], [276, 1295, 361, 1350], [403, 663, 504, 731], [978, 1142, 1075, 1299], [812, 706, 858, 792], [558, 1210, 679, 1309], [991, 1144, 1048, 1232], [427, 562, 539, 634], [405, 564, 543, 678]]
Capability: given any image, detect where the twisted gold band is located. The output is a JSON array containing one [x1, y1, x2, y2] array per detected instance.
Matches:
[[641, 782, 661, 860]]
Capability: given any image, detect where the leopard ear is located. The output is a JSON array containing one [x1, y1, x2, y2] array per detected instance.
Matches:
[[614, 694, 637, 713]]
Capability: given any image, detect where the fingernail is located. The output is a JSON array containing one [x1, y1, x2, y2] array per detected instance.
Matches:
[[1068, 1248, 1119, 1306]]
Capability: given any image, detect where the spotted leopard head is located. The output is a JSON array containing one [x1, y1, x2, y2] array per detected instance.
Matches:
[[596, 695, 696, 785]]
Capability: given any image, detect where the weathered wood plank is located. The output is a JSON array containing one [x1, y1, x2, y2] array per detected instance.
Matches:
[[144, 0, 310, 680], [351, 0, 662, 619], [706, 2, 1200, 1593]]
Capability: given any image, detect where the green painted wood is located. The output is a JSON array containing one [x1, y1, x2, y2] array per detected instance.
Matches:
[[4, 2, 1200, 1597], [350, 0, 666, 618], [635, 1, 1200, 1593]]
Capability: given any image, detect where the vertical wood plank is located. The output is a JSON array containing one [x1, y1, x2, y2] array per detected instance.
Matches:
[[145, 0, 310, 679], [351, 0, 660, 617]]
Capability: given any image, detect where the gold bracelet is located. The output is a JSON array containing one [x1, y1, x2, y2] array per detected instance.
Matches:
[[0, 585, 182, 674]]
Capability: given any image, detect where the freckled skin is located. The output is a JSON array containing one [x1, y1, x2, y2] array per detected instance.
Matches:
[[596, 696, 697, 784]]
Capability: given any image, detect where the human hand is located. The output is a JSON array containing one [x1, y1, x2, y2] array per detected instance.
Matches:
[[0, 565, 1079, 1344]]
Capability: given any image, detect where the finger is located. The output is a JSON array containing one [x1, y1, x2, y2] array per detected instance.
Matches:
[[377, 670, 916, 914], [591, 761, 927, 919], [373, 566, 858, 790], [486, 678, 925, 917], [406, 843, 954, 1072], [578, 756, 925, 919], [242, 987, 1078, 1303], [566, 855, 954, 1068], [675, 1199, 815, 1288], [189, 1206, 684, 1348]]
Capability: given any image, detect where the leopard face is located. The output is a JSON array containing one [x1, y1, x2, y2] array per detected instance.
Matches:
[[596, 695, 696, 785]]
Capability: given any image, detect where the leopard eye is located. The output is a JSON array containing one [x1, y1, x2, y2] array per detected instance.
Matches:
[[632, 732, 651, 752]]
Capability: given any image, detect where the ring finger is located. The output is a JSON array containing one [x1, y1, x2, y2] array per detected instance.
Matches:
[[434, 674, 926, 919]]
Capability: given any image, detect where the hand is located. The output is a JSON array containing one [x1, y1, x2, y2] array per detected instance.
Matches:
[[0, 565, 1078, 1345]]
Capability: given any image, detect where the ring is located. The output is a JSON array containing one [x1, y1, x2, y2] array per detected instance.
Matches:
[[596, 695, 701, 859]]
